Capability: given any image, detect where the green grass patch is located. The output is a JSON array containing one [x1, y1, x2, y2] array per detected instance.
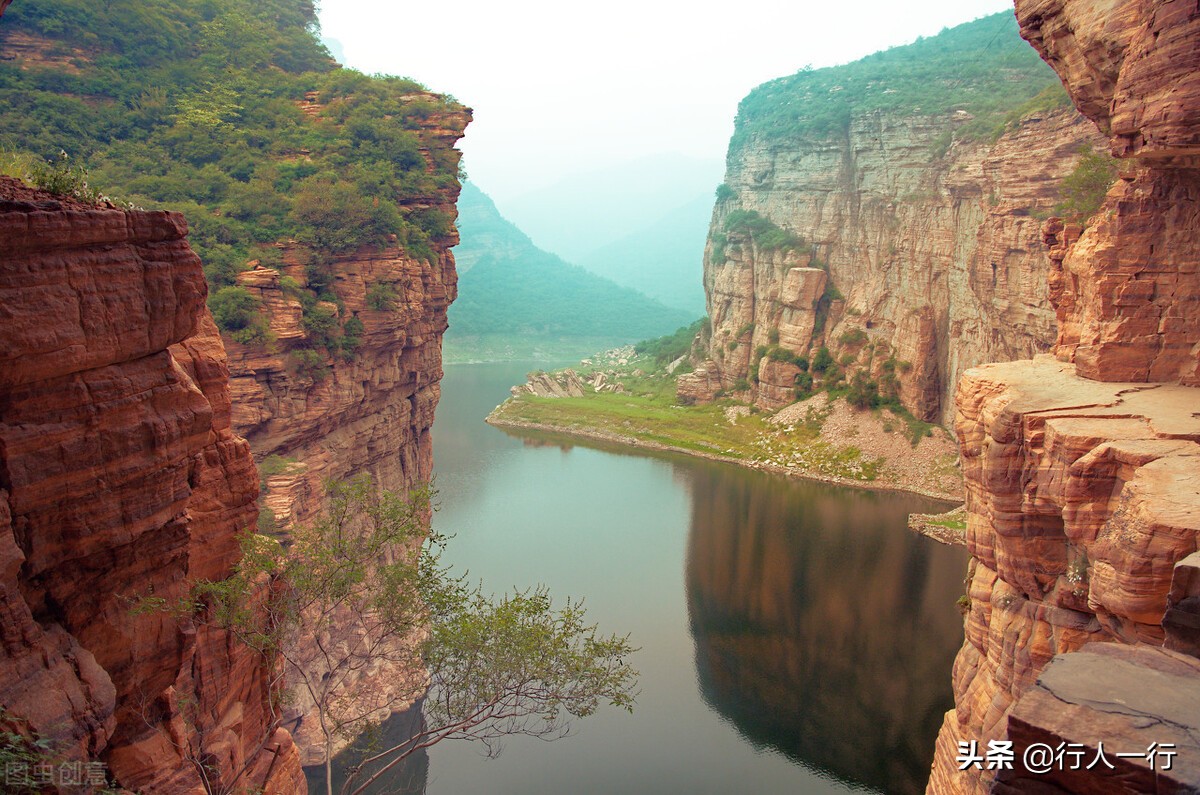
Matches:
[[926, 516, 966, 530], [491, 369, 883, 483]]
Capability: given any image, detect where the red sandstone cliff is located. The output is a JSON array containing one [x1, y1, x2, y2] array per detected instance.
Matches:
[[928, 2, 1200, 792], [225, 99, 468, 532], [0, 178, 304, 792]]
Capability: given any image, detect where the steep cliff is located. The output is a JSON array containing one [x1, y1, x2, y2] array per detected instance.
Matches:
[[682, 13, 1105, 424], [220, 96, 469, 763], [226, 96, 469, 534], [928, 1, 1200, 792], [1, 1, 471, 767], [0, 0, 473, 773], [0, 177, 304, 792]]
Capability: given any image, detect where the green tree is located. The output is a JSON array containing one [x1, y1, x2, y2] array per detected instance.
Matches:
[[200, 477, 637, 795], [209, 285, 260, 331], [290, 177, 403, 253], [846, 371, 880, 409], [1054, 144, 1118, 222]]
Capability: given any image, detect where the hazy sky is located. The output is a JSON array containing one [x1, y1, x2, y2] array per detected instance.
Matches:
[[319, 0, 1015, 204]]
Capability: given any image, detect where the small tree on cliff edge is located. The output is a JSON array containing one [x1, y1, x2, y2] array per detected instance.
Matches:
[[199, 476, 637, 795]]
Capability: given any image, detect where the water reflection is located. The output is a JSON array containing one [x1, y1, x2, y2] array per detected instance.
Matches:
[[686, 468, 966, 794]]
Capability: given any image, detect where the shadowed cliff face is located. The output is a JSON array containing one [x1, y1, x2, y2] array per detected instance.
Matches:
[[685, 468, 966, 794], [1016, 0, 1200, 385], [927, 2, 1200, 793], [0, 177, 304, 793]]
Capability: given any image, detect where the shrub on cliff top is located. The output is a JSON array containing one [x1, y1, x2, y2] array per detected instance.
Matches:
[[723, 209, 804, 252], [291, 177, 404, 254], [210, 285, 259, 330]]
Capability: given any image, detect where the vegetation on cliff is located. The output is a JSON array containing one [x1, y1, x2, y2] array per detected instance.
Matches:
[[710, 209, 807, 264], [702, 10, 1097, 426], [633, 318, 708, 366], [1054, 143, 1119, 222], [0, 0, 464, 291], [203, 477, 637, 795], [487, 348, 961, 499], [731, 12, 1065, 151]]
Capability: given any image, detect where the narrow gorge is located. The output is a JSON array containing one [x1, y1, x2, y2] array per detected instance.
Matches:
[[2, 0, 1198, 792]]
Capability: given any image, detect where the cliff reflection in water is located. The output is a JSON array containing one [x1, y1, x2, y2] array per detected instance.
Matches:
[[686, 468, 966, 794]]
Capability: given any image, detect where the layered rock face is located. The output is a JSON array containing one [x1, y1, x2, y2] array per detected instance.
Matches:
[[221, 99, 470, 762], [927, 359, 1200, 794], [228, 102, 468, 535], [1020, 0, 1200, 385], [0, 178, 303, 792], [928, 2, 1200, 792], [686, 106, 1103, 422]]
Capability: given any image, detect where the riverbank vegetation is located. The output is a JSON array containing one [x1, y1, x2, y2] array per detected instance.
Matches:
[[488, 346, 961, 498]]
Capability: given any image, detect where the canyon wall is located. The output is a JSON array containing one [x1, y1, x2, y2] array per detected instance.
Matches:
[[928, 1, 1200, 792], [221, 96, 470, 761], [681, 17, 1105, 424], [0, 178, 304, 792]]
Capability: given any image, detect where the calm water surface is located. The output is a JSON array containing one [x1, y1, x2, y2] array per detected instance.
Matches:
[[352, 362, 966, 794]]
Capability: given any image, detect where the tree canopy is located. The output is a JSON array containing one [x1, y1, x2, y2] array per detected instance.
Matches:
[[0, 0, 464, 289], [199, 477, 638, 795]]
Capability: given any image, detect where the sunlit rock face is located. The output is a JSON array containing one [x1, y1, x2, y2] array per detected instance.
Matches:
[[928, 358, 1200, 794], [0, 177, 304, 793], [685, 467, 966, 795], [928, 2, 1200, 793], [690, 105, 1103, 422]]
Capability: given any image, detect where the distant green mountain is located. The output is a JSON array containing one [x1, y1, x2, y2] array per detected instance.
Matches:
[[578, 194, 711, 315], [500, 154, 724, 265], [446, 183, 696, 362]]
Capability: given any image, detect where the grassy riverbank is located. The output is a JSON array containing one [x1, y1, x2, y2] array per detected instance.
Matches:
[[486, 352, 963, 500]]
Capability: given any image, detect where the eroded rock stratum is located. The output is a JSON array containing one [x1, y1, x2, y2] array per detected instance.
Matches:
[[927, 2, 1200, 792], [0, 178, 304, 792]]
